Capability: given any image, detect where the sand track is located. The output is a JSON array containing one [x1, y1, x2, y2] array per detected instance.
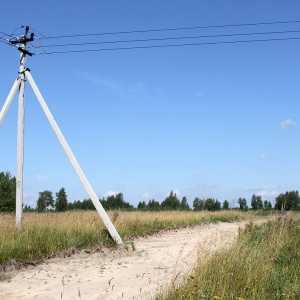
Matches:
[[0, 221, 248, 300]]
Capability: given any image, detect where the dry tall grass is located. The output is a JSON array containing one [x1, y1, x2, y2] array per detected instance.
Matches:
[[163, 213, 300, 300], [0, 210, 257, 272]]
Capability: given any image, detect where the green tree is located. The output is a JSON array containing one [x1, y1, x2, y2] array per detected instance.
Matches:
[[251, 194, 263, 210], [81, 199, 95, 210], [237, 197, 248, 211], [55, 188, 68, 212], [137, 201, 147, 210], [36, 190, 54, 212], [193, 197, 205, 211], [222, 200, 230, 210], [36, 195, 46, 212], [204, 198, 221, 211], [263, 200, 273, 210], [161, 191, 181, 210], [105, 193, 134, 210], [180, 196, 190, 211], [99, 197, 107, 209], [274, 191, 300, 211], [24, 205, 34, 212], [146, 199, 161, 211], [0, 171, 16, 212], [74, 200, 84, 210]]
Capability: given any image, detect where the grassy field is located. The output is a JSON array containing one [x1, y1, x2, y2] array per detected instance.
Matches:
[[160, 213, 300, 300], [0, 210, 255, 272]]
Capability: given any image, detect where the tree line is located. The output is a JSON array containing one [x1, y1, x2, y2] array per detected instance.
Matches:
[[1, 171, 300, 212]]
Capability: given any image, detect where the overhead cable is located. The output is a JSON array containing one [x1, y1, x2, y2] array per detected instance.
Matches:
[[34, 36, 300, 55], [41, 20, 300, 40], [31, 29, 300, 49]]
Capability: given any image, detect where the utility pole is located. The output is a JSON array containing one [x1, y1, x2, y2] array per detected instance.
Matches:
[[9, 26, 34, 228], [0, 26, 123, 244]]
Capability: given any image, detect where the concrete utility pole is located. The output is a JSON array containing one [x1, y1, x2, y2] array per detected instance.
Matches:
[[9, 26, 33, 228], [0, 26, 123, 244]]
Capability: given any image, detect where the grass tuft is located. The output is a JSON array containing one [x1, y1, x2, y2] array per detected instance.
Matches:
[[162, 213, 300, 300]]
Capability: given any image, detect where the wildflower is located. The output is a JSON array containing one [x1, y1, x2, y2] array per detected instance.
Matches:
[[281, 294, 289, 298], [213, 296, 221, 300], [156, 292, 163, 297], [244, 285, 251, 291], [237, 298, 245, 300]]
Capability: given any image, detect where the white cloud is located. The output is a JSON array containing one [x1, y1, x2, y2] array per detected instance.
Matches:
[[173, 189, 181, 196], [142, 192, 151, 198], [259, 154, 270, 160], [103, 190, 119, 197], [166, 189, 181, 197], [280, 118, 296, 131], [257, 190, 279, 198]]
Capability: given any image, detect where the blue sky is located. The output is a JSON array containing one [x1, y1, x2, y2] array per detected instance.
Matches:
[[1, 1, 300, 208]]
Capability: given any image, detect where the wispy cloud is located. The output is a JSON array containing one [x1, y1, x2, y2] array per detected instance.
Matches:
[[166, 189, 181, 197], [280, 118, 296, 131], [82, 73, 156, 101], [103, 190, 119, 197], [257, 190, 279, 198], [142, 192, 151, 198], [259, 154, 271, 160]]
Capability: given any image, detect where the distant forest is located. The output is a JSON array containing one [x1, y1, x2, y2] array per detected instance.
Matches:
[[1, 171, 299, 213]]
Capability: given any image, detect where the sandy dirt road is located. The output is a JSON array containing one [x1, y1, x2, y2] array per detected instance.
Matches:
[[0, 221, 248, 300]]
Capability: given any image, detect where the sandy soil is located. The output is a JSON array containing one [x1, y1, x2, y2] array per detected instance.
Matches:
[[0, 221, 248, 300]]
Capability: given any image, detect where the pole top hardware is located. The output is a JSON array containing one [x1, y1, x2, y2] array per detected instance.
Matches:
[[9, 26, 34, 45], [9, 26, 34, 56], [18, 47, 33, 57]]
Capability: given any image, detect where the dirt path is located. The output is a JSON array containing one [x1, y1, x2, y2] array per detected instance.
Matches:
[[0, 222, 248, 300]]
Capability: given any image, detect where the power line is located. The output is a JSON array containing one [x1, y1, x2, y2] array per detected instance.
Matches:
[[34, 36, 300, 55], [41, 20, 300, 40], [2, 20, 300, 55], [0, 37, 14, 47], [0, 39, 9, 45], [31, 29, 300, 49], [0, 26, 27, 40]]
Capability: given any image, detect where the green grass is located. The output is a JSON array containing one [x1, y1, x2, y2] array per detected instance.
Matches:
[[161, 213, 300, 300]]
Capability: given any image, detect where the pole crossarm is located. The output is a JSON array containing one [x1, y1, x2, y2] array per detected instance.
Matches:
[[24, 69, 123, 245]]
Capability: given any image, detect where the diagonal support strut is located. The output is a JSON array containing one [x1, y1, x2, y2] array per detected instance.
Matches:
[[0, 77, 21, 128], [25, 69, 123, 245]]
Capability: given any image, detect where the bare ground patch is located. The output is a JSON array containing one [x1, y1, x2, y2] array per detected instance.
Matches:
[[0, 221, 251, 300]]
